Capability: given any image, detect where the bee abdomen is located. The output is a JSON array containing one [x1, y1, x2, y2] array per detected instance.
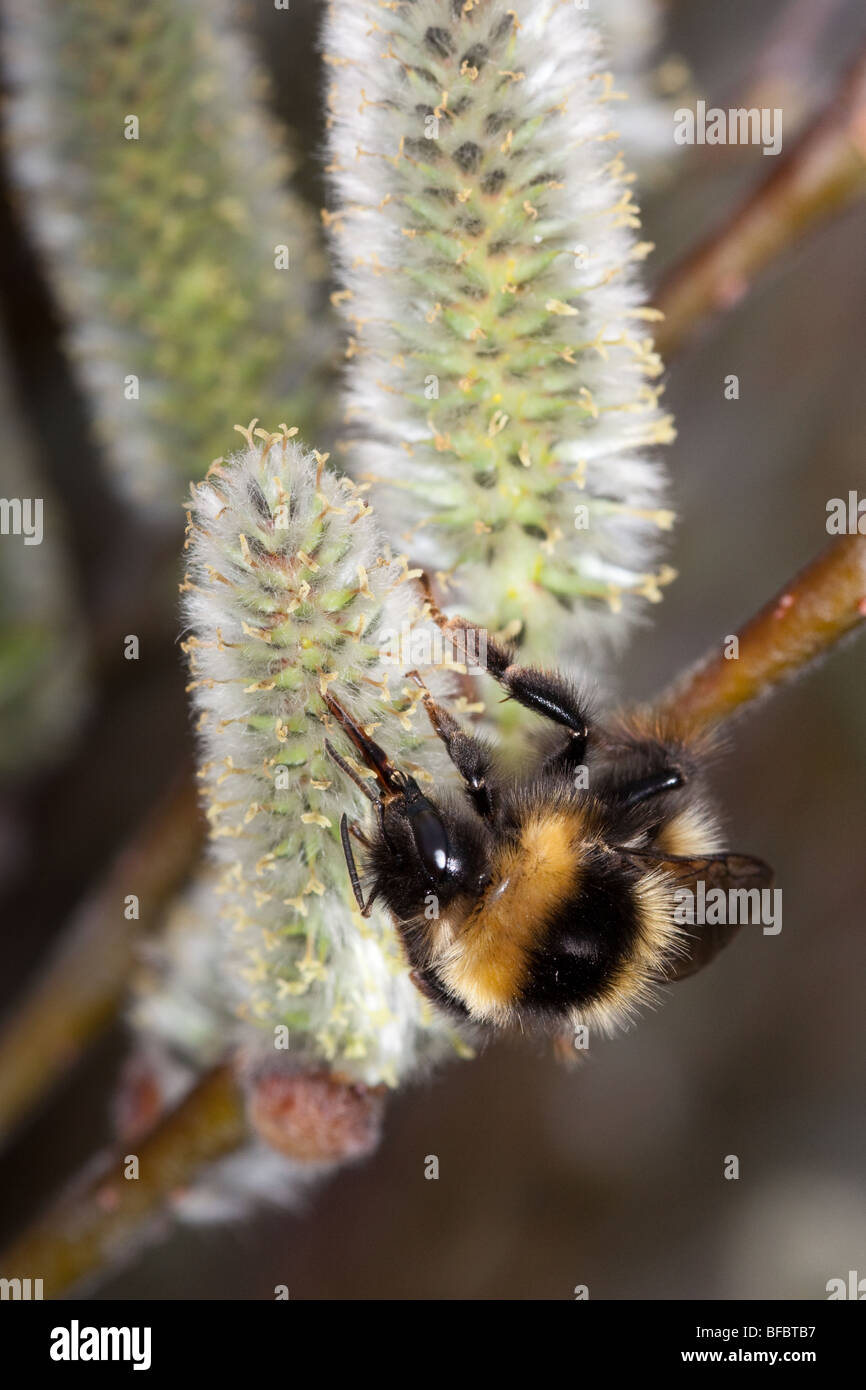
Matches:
[[518, 863, 643, 1016]]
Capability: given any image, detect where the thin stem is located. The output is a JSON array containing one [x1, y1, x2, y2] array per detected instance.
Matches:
[[0, 774, 203, 1147], [655, 47, 866, 356], [652, 534, 866, 731]]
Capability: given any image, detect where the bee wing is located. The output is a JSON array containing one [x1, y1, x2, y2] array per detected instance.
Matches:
[[616, 850, 775, 981]]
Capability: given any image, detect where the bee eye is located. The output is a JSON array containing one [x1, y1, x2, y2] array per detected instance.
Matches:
[[410, 807, 450, 880]]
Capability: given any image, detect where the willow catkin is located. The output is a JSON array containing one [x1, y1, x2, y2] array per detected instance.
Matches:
[[3, 0, 328, 506], [324, 0, 676, 660], [181, 427, 471, 1087]]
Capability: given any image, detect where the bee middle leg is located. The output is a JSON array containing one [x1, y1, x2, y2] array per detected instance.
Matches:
[[615, 768, 684, 807], [421, 578, 588, 730], [418, 575, 590, 769], [450, 619, 590, 760], [596, 717, 690, 808]]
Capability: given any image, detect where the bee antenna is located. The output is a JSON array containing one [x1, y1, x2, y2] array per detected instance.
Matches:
[[339, 813, 376, 917]]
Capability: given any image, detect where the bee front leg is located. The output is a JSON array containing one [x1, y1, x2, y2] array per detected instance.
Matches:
[[409, 968, 472, 1020], [407, 671, 496, 819]]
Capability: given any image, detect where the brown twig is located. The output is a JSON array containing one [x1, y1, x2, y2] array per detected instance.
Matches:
[[0, 1066, 245, 1298], [0, 773, 203, 1148], [655, 47, 866, 356], [0, 1065, 386, 1298], [653, 534, 866, 731], [740, 0, 845, 112]]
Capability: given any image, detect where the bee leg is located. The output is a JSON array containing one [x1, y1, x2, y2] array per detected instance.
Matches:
[[542, 734, 591, 777], [322, 691, 404, 796], [348, 820, 372, 849], [407, 671, 494, 818], [616, 768, 684, 807], [417, 576, 590, 759], [409, 968, 471, 1019], [327, 740, 395, 861], [417, 576, 514, 680], [374, 797, 396, 852], [419, 578, 589, 735], [485, 647, 590, 771], [324, 739, 378, 803], [491, 661, 588, 745]]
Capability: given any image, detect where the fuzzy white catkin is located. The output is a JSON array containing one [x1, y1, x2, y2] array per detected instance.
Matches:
[[129, 873, 230, 1072], [128, 872, 334, 1223], [2, 0, 326, 507], [597, 0, 685, 181], [324, 0, 676, 661], [179, 427, 472, 1088]]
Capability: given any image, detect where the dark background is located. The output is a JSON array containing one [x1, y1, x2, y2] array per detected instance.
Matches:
[[0, 0, 864, 1299]]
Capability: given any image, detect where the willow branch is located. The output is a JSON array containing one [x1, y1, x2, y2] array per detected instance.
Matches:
[[655, 47, 866, 356], [0, 773, 203, 1148], [652, 534, 866, 731], [0, 1065, 387, 1298], [0, 1066, 245, 1298], [739, 0, 845, 111]]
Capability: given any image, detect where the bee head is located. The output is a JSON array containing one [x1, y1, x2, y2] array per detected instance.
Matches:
[[323, 693, 491, 921], [372, 780, 492, 921]]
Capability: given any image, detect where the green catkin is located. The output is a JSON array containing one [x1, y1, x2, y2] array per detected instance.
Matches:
[[181, 427, 470, 1087], [324, 0, 676, 660], [3, 0, 329, 507]]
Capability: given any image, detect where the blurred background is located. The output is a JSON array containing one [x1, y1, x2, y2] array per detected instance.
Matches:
[[0, 0, 864, 1299]]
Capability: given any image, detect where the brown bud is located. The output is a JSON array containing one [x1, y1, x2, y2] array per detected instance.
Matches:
[[114, 1052, 167, 1143], [249, 1070, 387, 1162]]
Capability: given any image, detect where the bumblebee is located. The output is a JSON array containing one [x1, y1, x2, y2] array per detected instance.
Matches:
[[324, 609, 772, 1036]]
